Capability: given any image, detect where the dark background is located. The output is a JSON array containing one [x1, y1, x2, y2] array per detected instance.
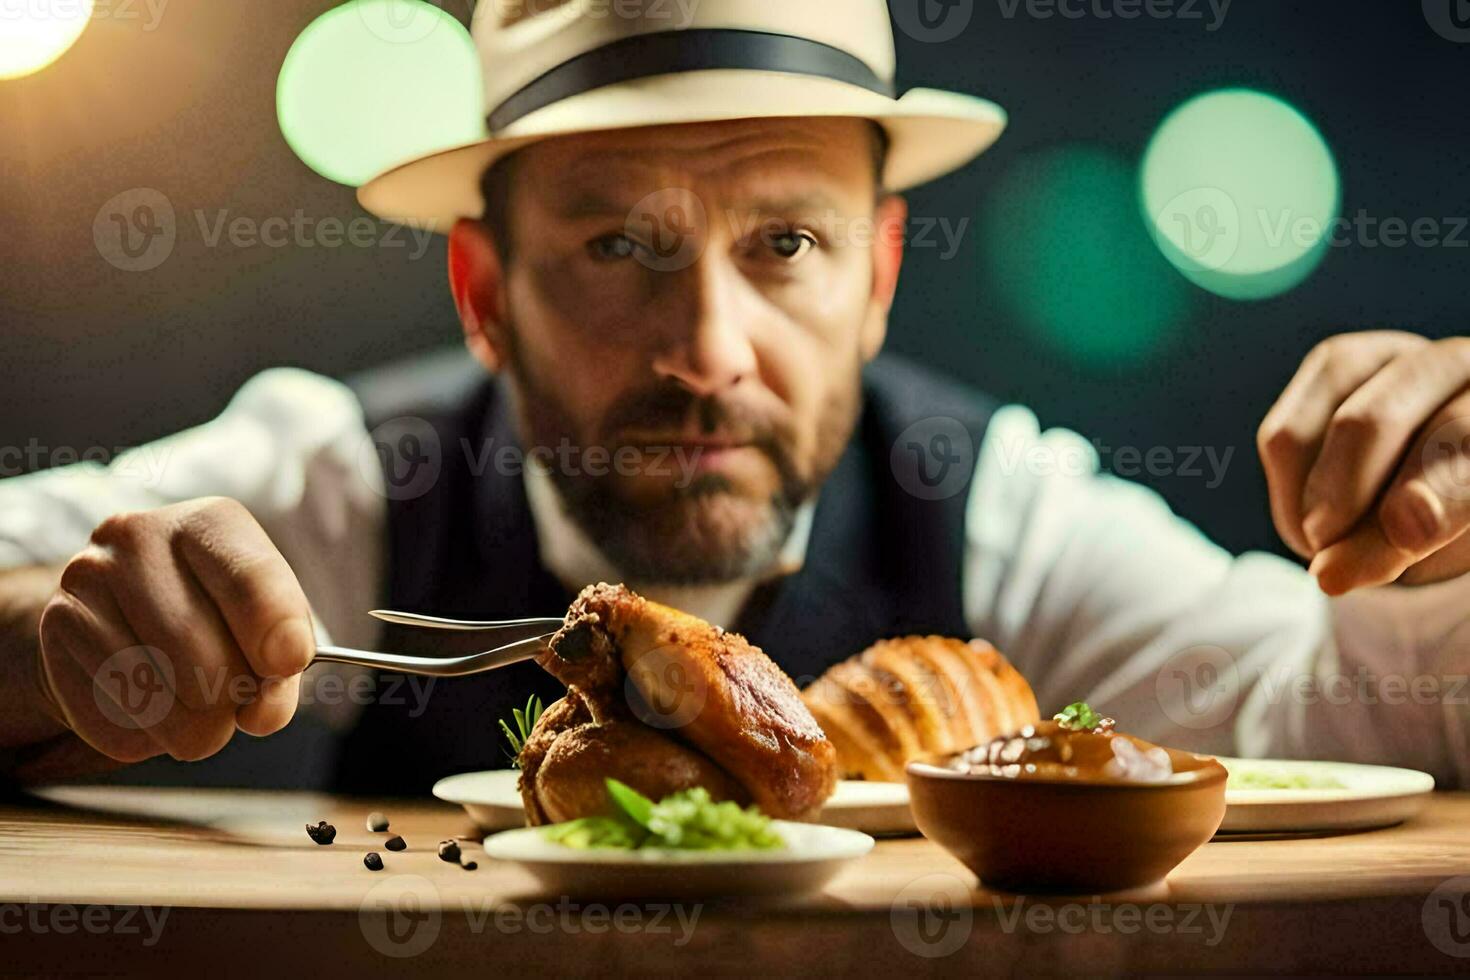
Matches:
[[2, 0, 1467, 564]]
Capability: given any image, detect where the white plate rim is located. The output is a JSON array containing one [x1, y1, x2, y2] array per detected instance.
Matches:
[[434, 770, 911, 811], [1220, 757, 1435, 806], [483, 820, 875, 866]]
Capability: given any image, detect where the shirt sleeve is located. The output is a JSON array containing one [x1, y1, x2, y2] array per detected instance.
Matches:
[[0, 368, 388, 655], [963, 404, 1470, 787]]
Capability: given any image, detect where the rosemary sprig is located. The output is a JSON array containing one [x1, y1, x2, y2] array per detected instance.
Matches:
[[499, 693, 545, 767]]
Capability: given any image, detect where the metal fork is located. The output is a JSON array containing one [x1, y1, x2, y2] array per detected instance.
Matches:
[[310, 611, 563, 678]]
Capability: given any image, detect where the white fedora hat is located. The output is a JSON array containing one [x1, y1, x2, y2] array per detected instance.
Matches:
[[357, 0, 1007, 232]]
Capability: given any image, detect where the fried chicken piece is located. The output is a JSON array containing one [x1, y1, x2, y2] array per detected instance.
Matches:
[[518, 691, 749, 825], [522, 583, 838, 822]]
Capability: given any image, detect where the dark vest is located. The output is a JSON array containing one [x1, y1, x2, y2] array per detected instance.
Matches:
[[332, 351, 996, 793]]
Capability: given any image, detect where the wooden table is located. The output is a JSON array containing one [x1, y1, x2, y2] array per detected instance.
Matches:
[[3, 786, 1469, 976]]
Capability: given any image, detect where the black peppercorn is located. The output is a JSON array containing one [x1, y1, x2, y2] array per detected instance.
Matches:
[[305, 820, 336, 845], [384, 835, 407, 852], [437, 840, 461, 863], [363, 852, 384, 871]]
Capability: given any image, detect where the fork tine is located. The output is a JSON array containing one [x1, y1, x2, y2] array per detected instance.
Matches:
[[369, 610, 564, 632], [313, 632, 554, 677]]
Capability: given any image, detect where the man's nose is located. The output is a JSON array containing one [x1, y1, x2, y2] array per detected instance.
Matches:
[[650, 259, 759, 398]]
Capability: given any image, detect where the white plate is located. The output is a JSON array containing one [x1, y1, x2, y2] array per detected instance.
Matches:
[[1218, 757, 1435, 834], [433, 770, 917, 835], [483, 820, 874, 899]]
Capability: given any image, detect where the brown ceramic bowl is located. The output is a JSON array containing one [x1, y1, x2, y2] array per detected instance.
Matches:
[[906, 747, 1227, 893]]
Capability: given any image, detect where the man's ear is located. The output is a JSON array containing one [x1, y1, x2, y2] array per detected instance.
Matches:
[[861, 194, 908, 362], [448, 218, 509, 373]]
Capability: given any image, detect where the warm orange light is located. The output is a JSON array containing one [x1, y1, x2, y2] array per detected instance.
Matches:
[[0, 0, 94, 80]]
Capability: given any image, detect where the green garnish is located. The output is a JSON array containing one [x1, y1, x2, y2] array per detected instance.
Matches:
[[498, 693, 544, 767], [605, 778, 654, 828], [1053, 701, 1105, 732], [1227, 767, 1346, 791], [540, 779, 786, 852]]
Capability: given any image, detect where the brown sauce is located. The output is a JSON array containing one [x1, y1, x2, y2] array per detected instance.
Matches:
[[944, 720, 1178, 783]]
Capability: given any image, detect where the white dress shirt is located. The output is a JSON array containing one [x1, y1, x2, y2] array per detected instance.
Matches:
[[3, 367, 1467, 784]]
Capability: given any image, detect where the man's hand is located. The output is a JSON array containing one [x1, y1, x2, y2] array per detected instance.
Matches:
[[1258, 330, 1470, 595], [35, 497, 314, 765]]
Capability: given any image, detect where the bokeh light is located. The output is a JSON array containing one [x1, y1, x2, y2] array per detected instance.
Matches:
[[981, 145, 1196, 367], [276, 0, 483, 187], [0, 0, 94, 80], [1141, 88, 1339, 301]]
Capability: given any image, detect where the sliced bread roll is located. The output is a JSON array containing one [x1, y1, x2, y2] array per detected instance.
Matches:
[[801, 636, 1039, 781]]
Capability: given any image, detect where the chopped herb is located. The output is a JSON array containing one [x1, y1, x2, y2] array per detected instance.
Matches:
[[540, 779, 785, 852], [1227, 767, 1346, 791], [499, 693, 545, 766], [605, 778, 655, 828], [1053, 701, 1110, 732]]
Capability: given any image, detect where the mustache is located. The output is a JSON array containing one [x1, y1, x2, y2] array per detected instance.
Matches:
[[599, 385, 779, 448]]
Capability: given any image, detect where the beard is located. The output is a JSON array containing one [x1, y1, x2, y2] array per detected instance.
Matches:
[[504, 340, 861, 586]]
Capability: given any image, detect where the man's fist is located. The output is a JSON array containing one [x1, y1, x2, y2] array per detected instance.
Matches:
[[36, 497, 314, 764], [1258, 330, 1470, 595]]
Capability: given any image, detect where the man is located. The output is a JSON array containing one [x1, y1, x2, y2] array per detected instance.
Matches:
[[1, 1, 1468, 791]]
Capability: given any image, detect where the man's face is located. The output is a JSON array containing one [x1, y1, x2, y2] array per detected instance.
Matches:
[[454, 117, 905, 584]]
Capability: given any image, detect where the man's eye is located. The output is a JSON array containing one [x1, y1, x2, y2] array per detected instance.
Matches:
[[769, 231, 818, 262], [588, 234, 641, 262]]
